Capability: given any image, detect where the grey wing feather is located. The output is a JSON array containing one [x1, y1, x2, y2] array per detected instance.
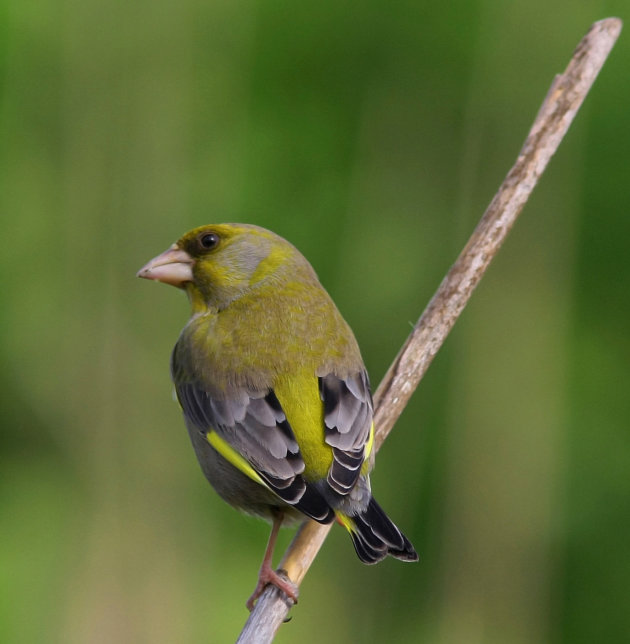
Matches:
[[173, 371, 334, 523], [319, 372, 374, 495]]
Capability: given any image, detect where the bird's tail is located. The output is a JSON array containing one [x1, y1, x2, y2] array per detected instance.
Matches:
[[337, 497, 418, 564]]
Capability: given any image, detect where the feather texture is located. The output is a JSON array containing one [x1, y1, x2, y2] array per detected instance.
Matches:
[[319, 373, 374, 495], [173, 369, 335, 523]]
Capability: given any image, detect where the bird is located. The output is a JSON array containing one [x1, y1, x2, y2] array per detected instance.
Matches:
[[137, 223, 418, 610]]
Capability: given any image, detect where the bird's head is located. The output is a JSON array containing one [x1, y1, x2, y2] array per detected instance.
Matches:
[[137, 223, 313, 311]]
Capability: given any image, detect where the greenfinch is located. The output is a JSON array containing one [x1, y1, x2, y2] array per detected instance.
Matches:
[[138, 224, 417, 609]]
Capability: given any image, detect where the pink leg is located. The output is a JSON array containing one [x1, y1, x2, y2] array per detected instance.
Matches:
[[246, 511, 299, 611]]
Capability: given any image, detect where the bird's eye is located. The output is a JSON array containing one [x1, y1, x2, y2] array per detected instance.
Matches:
[[199, 232, 219, 250]]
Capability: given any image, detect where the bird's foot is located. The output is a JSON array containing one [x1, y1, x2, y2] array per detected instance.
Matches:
[[246, 566, 298, 612]]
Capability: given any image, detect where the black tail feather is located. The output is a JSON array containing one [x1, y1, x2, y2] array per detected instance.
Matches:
[[347, 497, 418, 564]]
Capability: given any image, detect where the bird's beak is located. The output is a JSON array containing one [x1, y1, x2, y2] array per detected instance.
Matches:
[[136, 244, 194, 287]]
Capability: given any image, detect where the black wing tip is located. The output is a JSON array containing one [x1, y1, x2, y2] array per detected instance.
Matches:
[[388, 534, 419, 562], [347, 497, 419, 564], [349, 532, 419, 565], [260, 474, 335, 524], [290, 479, 336, 524]]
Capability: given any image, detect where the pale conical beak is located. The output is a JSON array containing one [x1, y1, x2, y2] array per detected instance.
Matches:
[[136, 244, 194, 287]]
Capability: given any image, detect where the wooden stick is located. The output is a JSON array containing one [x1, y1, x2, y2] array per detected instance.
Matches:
[[236, 17, 622, 644]]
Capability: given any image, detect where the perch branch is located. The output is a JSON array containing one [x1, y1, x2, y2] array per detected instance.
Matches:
[[236, 17, 622, 644]]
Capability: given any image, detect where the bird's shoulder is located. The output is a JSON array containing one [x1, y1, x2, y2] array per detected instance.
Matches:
[[175, 276, 363, 391]]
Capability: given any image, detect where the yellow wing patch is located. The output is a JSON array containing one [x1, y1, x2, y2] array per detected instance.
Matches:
[[206, 430, 268, 488], [361, 422, 375, 476]]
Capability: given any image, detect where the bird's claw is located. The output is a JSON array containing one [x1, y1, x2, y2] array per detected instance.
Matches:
[[246, 567, 299, 612]]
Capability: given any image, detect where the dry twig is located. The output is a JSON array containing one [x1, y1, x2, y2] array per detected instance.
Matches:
[[236, 17, 622, 644]]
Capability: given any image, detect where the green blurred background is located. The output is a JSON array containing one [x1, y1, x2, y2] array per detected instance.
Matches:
[[1, 1, 628, 642]]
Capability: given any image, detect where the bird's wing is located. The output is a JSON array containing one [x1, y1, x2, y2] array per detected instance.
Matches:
[[173, 367, 335, 523], [319, 371, 374, 496]]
